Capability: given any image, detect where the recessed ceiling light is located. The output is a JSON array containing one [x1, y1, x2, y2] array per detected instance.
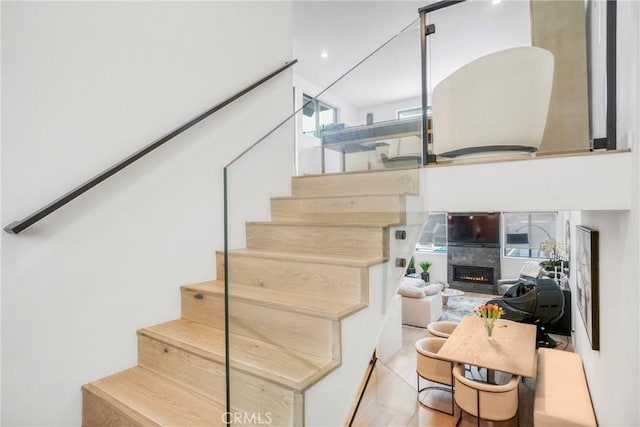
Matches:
[[320, 50, 328, 59], [492, 0, 502, 5]]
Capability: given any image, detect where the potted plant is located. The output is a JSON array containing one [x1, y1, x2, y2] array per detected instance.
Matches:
[[419, 261, 432, 282], [539, 237, 569, 278], [406, 257, 416, 275]]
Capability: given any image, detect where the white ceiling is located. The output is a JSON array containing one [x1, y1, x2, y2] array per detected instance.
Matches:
[[293, 0, 532, 110]]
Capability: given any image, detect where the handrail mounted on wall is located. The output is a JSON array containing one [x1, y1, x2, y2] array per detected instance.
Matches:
[[4, 60, 297, 235]]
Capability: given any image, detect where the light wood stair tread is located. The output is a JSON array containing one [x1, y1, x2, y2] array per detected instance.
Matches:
[[219, 248, 386, 267], [269, 219, 402, 227], [296, 166, 419, 178], [141, 319, 338, 392], [270, 193, 405, 201], [83, 366, 225, 426], [247, 220, 393, 228], [185, 280, 366, 320], [292, 168, 420, 197]]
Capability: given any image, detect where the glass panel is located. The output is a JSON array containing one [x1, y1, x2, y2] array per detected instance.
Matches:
[[425, 1, 595, 161], [425, 1, 532, 93], [295, 18, 424, 174], [225, 16, 426, 425], [416, 212, 447, 253], [224, 121, 298, 426]]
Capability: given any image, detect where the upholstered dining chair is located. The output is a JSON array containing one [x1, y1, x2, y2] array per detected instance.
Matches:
[[452, 363, 521, 427], [427, 320, 459, 338], [415, 337, 454, 415]]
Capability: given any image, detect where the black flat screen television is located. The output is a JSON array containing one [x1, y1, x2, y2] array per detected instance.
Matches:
[[447, 213, 500, 246]]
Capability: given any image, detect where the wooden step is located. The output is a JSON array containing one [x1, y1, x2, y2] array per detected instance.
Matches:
[[184, 280, 366, 321], [291, 168, 420, 197], [180, 283, 341, 359], [219, 248, 385, 267], [246, 222, 388, 258], [270, 194, 407, 225], [138, 319, 338, 392], [82, 366, 225, 427], [216, 250, 373, 303]]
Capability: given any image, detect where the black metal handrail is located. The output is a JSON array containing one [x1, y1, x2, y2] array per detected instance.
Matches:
[[4, 60, 297, 234]]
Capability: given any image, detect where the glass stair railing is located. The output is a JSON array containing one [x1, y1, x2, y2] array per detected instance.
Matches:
[[223, 16, 427, 426]]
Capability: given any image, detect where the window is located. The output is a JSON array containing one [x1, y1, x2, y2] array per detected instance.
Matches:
[[503, 212, 557, 258], [416, 212, 447, 253], [396, 106, 431, 120], [302, 94, 337, 137]]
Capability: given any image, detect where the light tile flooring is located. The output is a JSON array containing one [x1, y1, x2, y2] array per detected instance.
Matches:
[[351, 292, 573, 427]]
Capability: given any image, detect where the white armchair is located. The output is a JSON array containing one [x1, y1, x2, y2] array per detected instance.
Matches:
[[432, 46, 554, 161], [380, 135, 422, 168], [398, 279, 443, 328]]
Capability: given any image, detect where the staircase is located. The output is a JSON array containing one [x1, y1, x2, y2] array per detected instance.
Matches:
[[82, 167, 421, 426]]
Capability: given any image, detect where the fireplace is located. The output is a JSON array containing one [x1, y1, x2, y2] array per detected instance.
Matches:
[[447, 244, 501, 294], [453, 265, 494, 285]]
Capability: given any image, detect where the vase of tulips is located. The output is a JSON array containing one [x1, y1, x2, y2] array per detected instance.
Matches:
[[474, 303, 505, 337]]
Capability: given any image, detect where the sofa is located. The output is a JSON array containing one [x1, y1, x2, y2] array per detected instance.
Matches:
[[398, 277, 443, 328]]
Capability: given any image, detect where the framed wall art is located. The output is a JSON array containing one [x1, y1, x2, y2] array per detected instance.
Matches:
[[575, 225, 600, 350]]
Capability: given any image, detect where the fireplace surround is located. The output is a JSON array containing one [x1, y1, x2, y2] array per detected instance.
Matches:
[[447, 245, 501, 294]]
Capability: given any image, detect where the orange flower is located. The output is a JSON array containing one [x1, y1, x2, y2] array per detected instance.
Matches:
[[473, 303, 504, 320]]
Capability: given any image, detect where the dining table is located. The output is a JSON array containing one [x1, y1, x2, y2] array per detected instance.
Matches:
[[437, 315, 538, 381]]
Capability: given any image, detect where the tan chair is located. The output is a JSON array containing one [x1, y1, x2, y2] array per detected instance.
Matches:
[[427, 320, 459, 338], [452, 364, 521, 427], [415, 337, 454, 415]]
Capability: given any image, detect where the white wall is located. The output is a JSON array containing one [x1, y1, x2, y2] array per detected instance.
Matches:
[[422, 151, 632, 213], [571, 211, 639, 426], [305, 264, 386, 426], [413, 251, 447, 283], [573, 4, 640, 425], [1, 2, 293, 425]]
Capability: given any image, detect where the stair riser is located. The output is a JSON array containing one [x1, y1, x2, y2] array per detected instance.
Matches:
[[82, 387, 142, 427], [216, 252, 367, 304], [138, 334, 225, 402], [246, 224, 388, 258], [270, 196, 405, 225], [229, 370, 303, 427], [138, 334, 301, 426], [181, 289, 340, 359], [291, 169, 420, 197]]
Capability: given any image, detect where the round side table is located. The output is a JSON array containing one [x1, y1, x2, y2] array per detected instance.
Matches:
[[441, 289, 464, 308]]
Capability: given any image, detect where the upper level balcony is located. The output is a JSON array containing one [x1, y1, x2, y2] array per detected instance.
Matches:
[[292, 0, 635, 217]]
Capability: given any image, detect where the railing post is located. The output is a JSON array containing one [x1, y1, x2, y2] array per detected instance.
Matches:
[[420, 11, 429, 166], [223, 167, 230, 422], [419, 0, 467, 165]]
